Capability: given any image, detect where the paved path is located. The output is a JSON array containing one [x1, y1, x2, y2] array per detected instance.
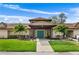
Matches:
[[37, 39, 54, 52]]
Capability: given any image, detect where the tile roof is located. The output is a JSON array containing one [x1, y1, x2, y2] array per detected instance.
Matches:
[[29, 17, 52, 21], [0, 21, 79, 29], [65, 22, 79, 29], [29, 22, 54, 26], [7, 23, 31, 29], [65, 23, 76, 29]]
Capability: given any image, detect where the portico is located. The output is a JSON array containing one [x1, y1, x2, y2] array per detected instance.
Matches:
[[29, 17, 54, 38]]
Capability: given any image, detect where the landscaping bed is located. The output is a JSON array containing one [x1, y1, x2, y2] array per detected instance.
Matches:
[[49, 40, 79, 52], [0, 39, 36, 52]]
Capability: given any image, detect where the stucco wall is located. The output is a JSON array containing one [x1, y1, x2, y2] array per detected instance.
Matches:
[[0, 30, 8, 38], [73, 29, 79, 37], [9, 30, 30, 35], [51, 30, 63, 38]]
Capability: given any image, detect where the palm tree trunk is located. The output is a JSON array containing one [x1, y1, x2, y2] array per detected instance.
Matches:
[[63, 33, 65, 39], [18, 32, 21, 39]]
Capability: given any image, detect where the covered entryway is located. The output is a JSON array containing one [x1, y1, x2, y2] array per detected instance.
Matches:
[[29, 17, 54, 39], [36, 30, 44, 38]]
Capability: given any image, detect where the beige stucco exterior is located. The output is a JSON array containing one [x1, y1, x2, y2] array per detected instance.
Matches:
[[0, 17, 79, 39], [9, 29, 30, 35], [51, 30, 63, 38], [0, 30, 8, 38], [73, 29, 79, 37]]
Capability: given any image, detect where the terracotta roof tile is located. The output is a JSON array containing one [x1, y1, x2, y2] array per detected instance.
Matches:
[[29, 17, 52, 21], [7, 23, 30, 29], [29, 22, 53, 26], [65, 23, 78, 29]]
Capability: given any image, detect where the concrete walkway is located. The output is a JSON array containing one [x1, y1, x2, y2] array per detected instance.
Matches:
[[37, 38, 54, 52], [1, 52, 79, 55]]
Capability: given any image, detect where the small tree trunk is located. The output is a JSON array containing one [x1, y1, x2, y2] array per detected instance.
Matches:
[[18, 32, 21, 39], [63, 33, 65, 39]]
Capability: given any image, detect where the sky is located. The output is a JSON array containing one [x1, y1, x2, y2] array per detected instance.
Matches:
[[0, 3, 79, 23]]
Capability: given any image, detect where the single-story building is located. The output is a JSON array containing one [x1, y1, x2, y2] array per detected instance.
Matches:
[[0, 17, 79, 39]]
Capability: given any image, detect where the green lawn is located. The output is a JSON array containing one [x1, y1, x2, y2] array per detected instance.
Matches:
[[49, 40, 79, 52], [0, 39, 36, 52]]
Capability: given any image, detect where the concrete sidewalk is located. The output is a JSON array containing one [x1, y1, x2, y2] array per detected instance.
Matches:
[[37, 39, 54, 52], [1, 52, 79, 55]]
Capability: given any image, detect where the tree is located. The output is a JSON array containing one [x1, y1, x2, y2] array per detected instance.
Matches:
[[54, 24, 68, 39], [49, 16, 59, 24], [59, 13, 67, 23], [49, 13, 67, 24], [14, 23, 27, 39]]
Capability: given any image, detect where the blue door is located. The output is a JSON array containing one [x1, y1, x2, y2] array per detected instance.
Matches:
[[37, 31, 44, 38]]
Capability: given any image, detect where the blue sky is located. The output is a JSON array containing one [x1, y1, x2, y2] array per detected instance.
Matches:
[[0, 3, 79, 23]]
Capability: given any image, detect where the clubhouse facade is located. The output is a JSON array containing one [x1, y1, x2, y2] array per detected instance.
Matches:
[[0, 17, 79, 39]]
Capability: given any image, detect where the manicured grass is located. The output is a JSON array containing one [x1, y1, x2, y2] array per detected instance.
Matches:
[[0, 39, 36, 52], [49, 40, 79, 52]]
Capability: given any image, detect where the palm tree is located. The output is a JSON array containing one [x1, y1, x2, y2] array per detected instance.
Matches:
[[14, 23, 27, 39]]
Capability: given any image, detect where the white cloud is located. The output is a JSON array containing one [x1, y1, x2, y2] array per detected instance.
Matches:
[[0, 3, 68, 15], [69, 7, 79, 17], [0, 15, 33, 23], [65, 7, 79, 23]]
